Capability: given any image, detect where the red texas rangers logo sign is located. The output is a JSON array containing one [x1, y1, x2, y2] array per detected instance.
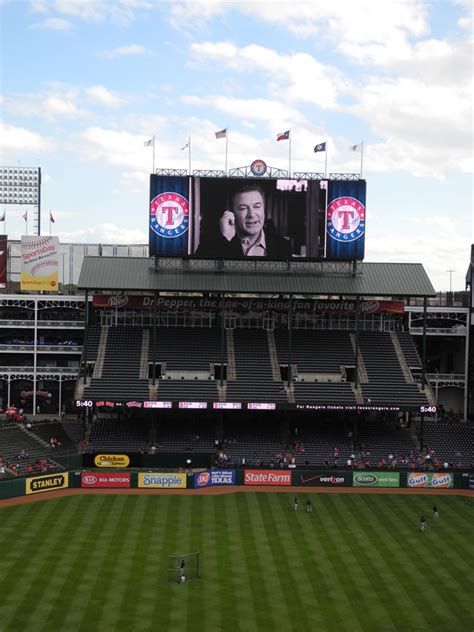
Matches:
[[327, 196, 365, 243], [150, 192, 189, 239]]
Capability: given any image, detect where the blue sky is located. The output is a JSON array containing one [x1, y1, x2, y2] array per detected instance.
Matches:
[[1, 0, 472, 291]]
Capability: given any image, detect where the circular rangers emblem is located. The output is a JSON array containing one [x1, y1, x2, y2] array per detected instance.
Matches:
[[150, 192, 189, 239], [250, 159, 267, 177], [326, 196, 365, 242]]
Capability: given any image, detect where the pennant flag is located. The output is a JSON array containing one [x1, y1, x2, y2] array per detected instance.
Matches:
[[277, 130, 290, 142], [215, 128, 227, 139], [314, 142, 326, 153], [319, 181, 328, 190], [50, 211, 55, 224], [22, 211, 28, 221], [144, 138, 153, 147], [0, 212, 5, 222], [181, 142, 189, 151], [350, 143, 362, 151]]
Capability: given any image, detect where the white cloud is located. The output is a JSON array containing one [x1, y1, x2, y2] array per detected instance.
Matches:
[[85, 85, 126, 108], [29, 16, 72, 30], [182, 95, 302, 124], [190, 42, 348, 110], [29, 0, 153, 25], [59, 223, 147, 244], [72, 127, 154, 171], [102, 44, 148, 59], [0, 122, 56, 155]]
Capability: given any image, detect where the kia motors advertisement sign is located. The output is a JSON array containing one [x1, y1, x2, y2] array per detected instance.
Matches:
[[353, 472, 400, 487], [81, 472, 131, 488], [194, 470, 236, 488], [407, 472, 453, 489], [296, 471, 350, 487], [244, 470, 292, 486]]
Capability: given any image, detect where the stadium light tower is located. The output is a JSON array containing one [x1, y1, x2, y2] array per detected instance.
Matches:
[[0, 166, 42, 235]]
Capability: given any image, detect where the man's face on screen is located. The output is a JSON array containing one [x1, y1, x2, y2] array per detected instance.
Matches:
[[232, 190, 265, 238]]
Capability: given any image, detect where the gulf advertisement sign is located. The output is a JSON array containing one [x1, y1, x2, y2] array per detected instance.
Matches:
[[138, 472, 187, 489], [81, 472, 131, 488], [194, 470, 236, 488], [407, 472, 453, 489], [244, 470, 292, 486], [20, 235, 59, 292]]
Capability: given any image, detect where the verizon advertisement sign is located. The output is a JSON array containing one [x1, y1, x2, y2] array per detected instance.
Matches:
[[244, 470, 292, 486], [296, 471, 349, 487], [81, 471, 131, 488]]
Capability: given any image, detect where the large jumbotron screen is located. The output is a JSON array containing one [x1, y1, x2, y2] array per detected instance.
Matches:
[[149, 175, 366, 261]]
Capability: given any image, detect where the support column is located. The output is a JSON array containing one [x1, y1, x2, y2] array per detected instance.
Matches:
[[82, 290, 89, 385], [422, 297, 427, 387], [287, 296, 293, 387], [33, 299, 38, 415], [355, 296, 360, 389], [7, 374, 11, 407], [152, 292, 157, 385], [58, 374, 62, 417], [220, 294, 225, 387]]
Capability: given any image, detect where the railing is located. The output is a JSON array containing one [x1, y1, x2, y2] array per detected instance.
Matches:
[[0, 344, 82, 352], [410, 327, 467, 336], [0, 366, 79, 375], [426, 373, 465, 383], [0, 319, 84, 328]]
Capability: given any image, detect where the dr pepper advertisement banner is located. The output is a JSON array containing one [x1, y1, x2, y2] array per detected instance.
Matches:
[[81, 472, 131, 488], [20, 235, 59, 292], [326, 180, 366, 260], [0, 235, 6, 288], [92, 295, 404, 315]]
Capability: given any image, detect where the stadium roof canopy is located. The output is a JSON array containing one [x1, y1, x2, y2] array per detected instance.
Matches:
[[78, 257, 436, 297]]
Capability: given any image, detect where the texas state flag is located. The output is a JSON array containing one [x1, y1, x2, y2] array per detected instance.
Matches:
[[277, 130, 290, 141]]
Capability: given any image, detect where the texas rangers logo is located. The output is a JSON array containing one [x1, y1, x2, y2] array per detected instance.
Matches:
[[150, 192, 189, 239], [327, 196, 365, 242]]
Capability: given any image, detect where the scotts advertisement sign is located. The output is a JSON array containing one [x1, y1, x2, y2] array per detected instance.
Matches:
[[296, 471, 349, 486], [92, 295, 404, 315], [407, 472, 453, 489], [194, 470, 236, 488], [81, 472, 131, 488], [353, 472, 400, 487], [244, 470, 292, 486]]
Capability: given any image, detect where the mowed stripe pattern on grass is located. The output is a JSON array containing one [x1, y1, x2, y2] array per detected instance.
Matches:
[[0, 493, 473, 632]]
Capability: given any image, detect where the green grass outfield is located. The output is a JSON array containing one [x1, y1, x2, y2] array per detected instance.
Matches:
[[0, 493, 473, 632]]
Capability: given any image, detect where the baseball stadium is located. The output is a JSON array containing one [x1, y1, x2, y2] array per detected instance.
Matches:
[[0, 166, 473, 632]]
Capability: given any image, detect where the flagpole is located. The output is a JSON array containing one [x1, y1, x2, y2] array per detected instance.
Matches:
[[188, 136, 191, 175], [225, 127, 228, 175], [288, 129, 292, 177], [49, 211, 51, 236], [152, 135, 156, 174], [324, 146, 328, 178], [360, 141, 364, 178]]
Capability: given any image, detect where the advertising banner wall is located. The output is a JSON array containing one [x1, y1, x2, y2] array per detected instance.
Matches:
[[92, 294, 404, 315], [244, 470, 292, 486], [326, 180, 366, 260], [407, 472, 453, 489], [21, 235, 59, 292], [0, 235, 7, 288], [138, 472, 187, 489], [353, 472, 400, 487], [26, 472, 69, 495], [193, 470, 236, 488], [81, 472, 131, 488], [149, 175, 190, 257], [295, 470, 351, 487]]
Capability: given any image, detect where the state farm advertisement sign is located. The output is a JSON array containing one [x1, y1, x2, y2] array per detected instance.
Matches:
[[244, 470, 291, 486], [81, 471, 131, 488]]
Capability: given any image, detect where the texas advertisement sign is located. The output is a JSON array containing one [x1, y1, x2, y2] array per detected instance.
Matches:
[[194, 470, 236, 488], [407, 472, 453, 489], [353, 472, 400, 487]]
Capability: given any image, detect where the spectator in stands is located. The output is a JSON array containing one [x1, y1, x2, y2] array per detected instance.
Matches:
[[195, 183, 292, 259]]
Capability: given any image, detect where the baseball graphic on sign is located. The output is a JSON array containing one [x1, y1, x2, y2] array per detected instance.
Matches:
[[21, 236, 59, 292]]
